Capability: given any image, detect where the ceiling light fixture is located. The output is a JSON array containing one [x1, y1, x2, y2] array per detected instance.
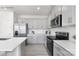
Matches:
[[3, 7, 7, 10], [0, 7, 7, 10]]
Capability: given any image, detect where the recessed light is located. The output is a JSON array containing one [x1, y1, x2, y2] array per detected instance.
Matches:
[[37, 7, 40, 11], [0, 7, 7, 10], [3, 7, 7, 10]]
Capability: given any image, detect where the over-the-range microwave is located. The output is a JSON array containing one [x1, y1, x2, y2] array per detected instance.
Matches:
[[51, 14, 62, 28]]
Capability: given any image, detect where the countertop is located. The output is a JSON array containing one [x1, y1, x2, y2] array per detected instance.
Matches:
[[53, 40, 75, 55], [47, 36, 75, 55], [47, 36, 56, 40], [0, 37, 27, 51]]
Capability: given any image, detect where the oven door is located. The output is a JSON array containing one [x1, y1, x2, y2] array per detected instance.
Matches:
[[47, 38, 53, 56]]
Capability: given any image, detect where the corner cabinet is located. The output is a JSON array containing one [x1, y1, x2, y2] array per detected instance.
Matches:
[[62, 6, 76, 26], [53, 42, 73, 56], [0, 11, 13, 38]]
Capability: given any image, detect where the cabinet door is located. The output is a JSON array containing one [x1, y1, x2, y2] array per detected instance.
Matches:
[[62, 6, 75, 26], [36, 34, 46, 44], [54, 6, 62, 17], [54, 47, 63, 56], [0, 11, 13, 38], [27, 36, 36, 44], [54, 42, 73, 56], [54, 43, 64, 56], [6, 45, 21, 56]]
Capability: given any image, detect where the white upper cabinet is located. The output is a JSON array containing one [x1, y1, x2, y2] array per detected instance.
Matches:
[[48, 6, 75, 28], [62, 6, 76, 26], [0, 11, 13, 38], [48, 6, 62, 28], [53, 6, 62, 17]]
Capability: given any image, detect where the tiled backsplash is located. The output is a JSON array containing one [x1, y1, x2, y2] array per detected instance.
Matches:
[[49, 26, 76, 40], [28, 29, 47, 36], [27, 26, 76, 40]]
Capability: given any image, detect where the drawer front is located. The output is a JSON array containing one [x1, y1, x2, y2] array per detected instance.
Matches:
[[54, 42, 73, 56]]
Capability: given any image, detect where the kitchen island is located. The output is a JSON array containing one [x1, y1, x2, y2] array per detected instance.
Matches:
[[0, 37, 27, 56]]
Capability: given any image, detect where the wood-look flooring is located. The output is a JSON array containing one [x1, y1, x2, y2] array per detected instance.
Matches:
[[22, 44, 48, 56]]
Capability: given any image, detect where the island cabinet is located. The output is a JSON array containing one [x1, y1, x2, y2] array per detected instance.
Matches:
[[2, 42, 24, 56], [0, 47, 21, 56], [6, 41, 25, 56], [6, 45, 21, 56], [53, 42, 73, 56], [0, 37, 26, 56], [0, 52, 6, 56]]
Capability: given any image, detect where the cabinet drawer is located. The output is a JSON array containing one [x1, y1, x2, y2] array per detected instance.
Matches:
[[54, 42, 73, 56]]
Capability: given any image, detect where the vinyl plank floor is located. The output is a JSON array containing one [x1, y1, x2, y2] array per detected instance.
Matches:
[[23, 44, 48, 56]]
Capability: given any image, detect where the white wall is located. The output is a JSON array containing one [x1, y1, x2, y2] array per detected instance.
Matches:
[[0, 11, 13, 38], [14, 15, 48, 29]]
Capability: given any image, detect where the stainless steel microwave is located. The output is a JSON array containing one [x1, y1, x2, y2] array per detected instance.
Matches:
[[51, 14, 62, 28]]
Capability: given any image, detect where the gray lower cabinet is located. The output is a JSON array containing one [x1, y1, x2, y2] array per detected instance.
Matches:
[[0, 51, 16, 56], [6, 45, 21, 56], [53, 42, 73, 56], [0, 41, 25, 56], [0, 52, 6, 56]]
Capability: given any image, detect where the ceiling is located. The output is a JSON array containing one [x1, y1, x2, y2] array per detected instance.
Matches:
[[0, 5, 53, 16], [14, 6, 52, 16]]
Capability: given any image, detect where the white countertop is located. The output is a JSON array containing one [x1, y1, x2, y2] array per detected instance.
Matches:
[[0, 37, 27, 51], [53, 40, 75, 55]]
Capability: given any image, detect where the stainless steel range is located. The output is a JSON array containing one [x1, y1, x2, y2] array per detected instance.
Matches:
[[46, 32, 69, 56]]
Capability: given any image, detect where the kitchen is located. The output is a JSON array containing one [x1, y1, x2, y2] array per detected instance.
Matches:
[[0, 5, 75, 56]]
